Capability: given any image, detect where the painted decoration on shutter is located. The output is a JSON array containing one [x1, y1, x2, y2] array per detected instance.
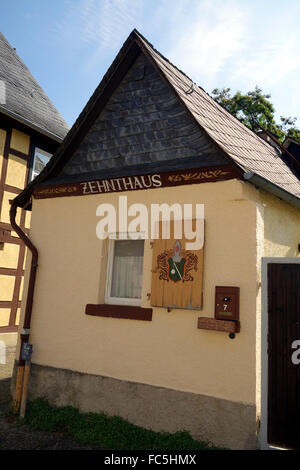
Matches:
[[151, 220, 204, 309]]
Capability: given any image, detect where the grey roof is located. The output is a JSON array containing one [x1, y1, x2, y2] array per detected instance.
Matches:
[[136, 32, 300, 199], [56, 53, 227, 182], [0, 32, 69, 141]]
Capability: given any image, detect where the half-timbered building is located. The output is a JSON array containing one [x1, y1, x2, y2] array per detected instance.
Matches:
[[0, 32, 68, 332], [12, 30, 300, 449]]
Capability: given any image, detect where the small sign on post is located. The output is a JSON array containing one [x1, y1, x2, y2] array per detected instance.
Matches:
[[21, 343, 33, 363], [20, 343, 33, 419]]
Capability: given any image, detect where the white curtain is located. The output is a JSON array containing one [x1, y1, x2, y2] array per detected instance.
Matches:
[[111, 240, 144, 299]]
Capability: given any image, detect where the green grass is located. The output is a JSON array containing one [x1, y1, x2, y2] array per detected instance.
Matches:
[[19, 398, 221, 450]]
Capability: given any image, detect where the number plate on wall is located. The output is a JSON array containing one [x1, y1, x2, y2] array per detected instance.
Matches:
[[215, 286, 240, 322]]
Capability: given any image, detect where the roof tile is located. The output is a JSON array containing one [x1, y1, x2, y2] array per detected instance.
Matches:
[[0, 32, 69, 141]]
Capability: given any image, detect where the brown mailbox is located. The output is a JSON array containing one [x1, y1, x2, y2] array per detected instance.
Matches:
[[215, 286, 239, 322]]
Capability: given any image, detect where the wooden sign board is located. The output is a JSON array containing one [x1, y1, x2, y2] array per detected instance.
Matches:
[[151, 219, 204, 310], [33, 165, 239, 200]]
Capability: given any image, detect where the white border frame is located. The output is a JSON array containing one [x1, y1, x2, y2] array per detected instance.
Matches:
[[260, 257, 300, 450], [105, 236, 145, 307]]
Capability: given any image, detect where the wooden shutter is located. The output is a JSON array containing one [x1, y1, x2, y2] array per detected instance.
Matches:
[[151, 219, 204, 309]]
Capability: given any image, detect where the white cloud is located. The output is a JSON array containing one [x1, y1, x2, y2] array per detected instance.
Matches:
[[161, 0, 300, 120], [53, 0, 143, 51], [50, 0, 144, 74], [228, 9, 300, 120], [165, 0, 249, 87], [49, 0, 300, 121], [78, 0, 142, 49], [233, 34, 300, 86]]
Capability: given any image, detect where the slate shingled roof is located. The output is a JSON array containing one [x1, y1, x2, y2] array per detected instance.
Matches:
[[14, 29, 300, 208], [0, 32, 69, 141], [135, 32, 300, 199]]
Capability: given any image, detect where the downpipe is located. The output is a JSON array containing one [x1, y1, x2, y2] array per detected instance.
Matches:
[[9, 200, 38, 416]]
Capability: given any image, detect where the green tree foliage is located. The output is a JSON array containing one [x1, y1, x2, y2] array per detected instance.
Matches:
[[211, 86, 300, 143]]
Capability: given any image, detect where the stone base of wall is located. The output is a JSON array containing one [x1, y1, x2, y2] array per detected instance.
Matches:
[[12, 363, 258, 450]]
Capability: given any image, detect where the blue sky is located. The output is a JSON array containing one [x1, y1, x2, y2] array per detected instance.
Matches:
[[2, 0, 300, 128]]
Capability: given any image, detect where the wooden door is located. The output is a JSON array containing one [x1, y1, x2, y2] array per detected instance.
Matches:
[[268, 263, 300, 449]]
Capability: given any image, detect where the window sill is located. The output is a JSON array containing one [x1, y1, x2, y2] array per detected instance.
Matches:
[[85, 304, 153, 321]]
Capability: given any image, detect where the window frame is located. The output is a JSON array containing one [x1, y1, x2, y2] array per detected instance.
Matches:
[[105, 236, 145, 307], [29, 147, 52, 182]]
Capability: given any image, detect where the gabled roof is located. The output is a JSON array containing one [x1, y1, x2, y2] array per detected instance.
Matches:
[[14, 29, 300, 209], [136, 34, 300, 199], [0, 32, 69, 141]]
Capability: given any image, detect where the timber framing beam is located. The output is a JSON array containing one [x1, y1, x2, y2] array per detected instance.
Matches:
[[0, 128, 31, 331]]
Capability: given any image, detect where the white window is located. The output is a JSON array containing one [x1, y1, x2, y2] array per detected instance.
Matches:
[[30, 147, 52, 181], [105, 239, 144, 306]]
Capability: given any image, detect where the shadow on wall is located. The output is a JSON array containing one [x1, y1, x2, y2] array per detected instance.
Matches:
[[0, 378, 11, 404], [264, 235, 299, 258]]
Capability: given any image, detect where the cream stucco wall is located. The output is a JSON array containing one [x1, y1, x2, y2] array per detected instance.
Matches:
[[0, 243, 20, 269], [6, 153, 27, 189], [10, 129, 30, 155], [254, 188, 300, 426], [18, 179, 262, 406], [262, 190, 300, 257]]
